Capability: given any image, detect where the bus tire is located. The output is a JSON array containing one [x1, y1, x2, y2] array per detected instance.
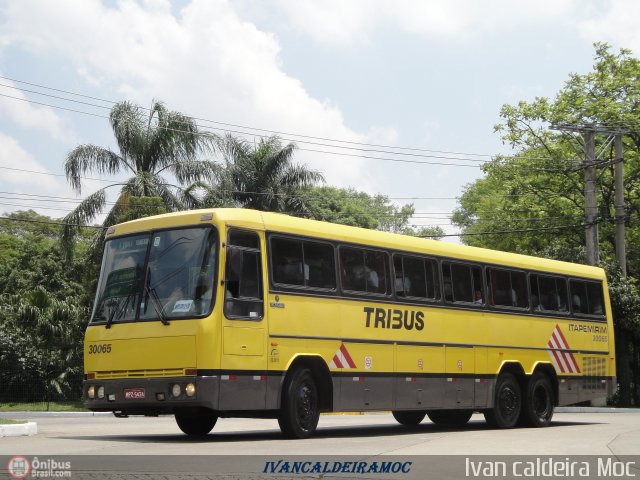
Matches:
[[520, 372, 554, 427], [484, 372, 521, 428], [278, 368, 320, 439], [392, 410, 426, 426], [427, 410, 473, 426], [175, 410, 217, 436]]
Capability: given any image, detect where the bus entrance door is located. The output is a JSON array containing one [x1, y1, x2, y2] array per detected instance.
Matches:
[[219, 229, 267, 411]]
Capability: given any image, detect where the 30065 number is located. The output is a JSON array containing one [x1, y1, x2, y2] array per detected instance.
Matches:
[[89, 344, 112, 354]]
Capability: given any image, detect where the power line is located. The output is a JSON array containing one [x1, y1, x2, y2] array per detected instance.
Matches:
[[421, 223, 586, 238], [0, 76, 570, 166], [0, 74, 497, 158], [0, 215, 102, 229]]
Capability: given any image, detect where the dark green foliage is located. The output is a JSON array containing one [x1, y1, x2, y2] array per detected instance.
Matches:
[[0, 211, 89, 404]]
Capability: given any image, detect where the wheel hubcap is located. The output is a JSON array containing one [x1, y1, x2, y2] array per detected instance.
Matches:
[[500, 385, 519, 419], [532, 384, 550, 420], [296, 383, 315, 430]]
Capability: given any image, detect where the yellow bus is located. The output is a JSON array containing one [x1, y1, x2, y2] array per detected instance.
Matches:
[[84, 208, 616, 438]]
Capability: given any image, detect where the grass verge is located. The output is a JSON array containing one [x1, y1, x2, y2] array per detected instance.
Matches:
[[0, 418, 27, 424], [0, 401, 86, 412]]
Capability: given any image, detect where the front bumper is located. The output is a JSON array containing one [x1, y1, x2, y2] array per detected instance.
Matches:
[[83, 376, 219, 414]]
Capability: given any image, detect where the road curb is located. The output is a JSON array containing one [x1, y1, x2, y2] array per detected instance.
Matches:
[[0, 422, 37, 437], [0, 411, 112, 419], [556, 406, 640, 413]]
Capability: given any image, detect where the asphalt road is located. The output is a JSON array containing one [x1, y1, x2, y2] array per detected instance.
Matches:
[[2, 410, 640, 456], [0, 410, 640, 480]]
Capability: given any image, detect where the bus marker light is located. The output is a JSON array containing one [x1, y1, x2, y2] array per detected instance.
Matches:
[[87, 372, 96, 380], [156, 393, 166, 401], [352, 377, 364, 382], [185, 383, 196, 397], [184, 368, 197, 376], [405, 377, 416, 382], [172, 384, 181, 397], [108, 394, 115, 402], [252, 376, 267, 381]]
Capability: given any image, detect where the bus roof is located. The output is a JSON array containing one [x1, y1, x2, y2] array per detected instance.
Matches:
[[111, 208, 605, 280]]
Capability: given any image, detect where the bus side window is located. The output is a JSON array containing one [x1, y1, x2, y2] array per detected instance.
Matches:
[[534, 274, 568, 313], [224, 230, 263, 320], [570, 280, 605, 316], [442, 261, 482, 304], [340, 247, 389, 295], [487, 268, 528, 309]]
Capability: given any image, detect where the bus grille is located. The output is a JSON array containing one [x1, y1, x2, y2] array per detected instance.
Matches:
[[94, 368, 189, 379], [582, 356, 607, 390]]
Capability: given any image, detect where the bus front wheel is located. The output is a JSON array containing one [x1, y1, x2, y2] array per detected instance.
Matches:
[[520, 372, 554, 427], [392, 410, 426, 426], [484, 372, 521, 428], [278, 368, 320, 438], [175, 409, 217, 436], [427, 410, 473, 426]]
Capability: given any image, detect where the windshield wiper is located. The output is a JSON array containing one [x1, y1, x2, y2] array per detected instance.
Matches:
[[145, 285, 170, 326], [105, 294, 132, 329]]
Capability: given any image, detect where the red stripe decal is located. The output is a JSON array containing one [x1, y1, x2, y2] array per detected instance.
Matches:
[[550, 349, 566, 373], [340, 344, 357, 369], [333, 355, 344, 369], [555, 325, 571, 350]]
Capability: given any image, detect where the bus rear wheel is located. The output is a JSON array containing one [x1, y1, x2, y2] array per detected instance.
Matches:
[[520, 372, 554, 427], [278, 368, 320, 439], [427, 410, 473, 426], [392, 410, 426, 426], [484, 372, 521, 429], [175, 409, 217, 436]]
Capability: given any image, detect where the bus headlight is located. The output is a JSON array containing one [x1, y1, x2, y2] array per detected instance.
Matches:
[[97, 386, 105, 399], [185, 383, 196, 397], [172, 384, 182, 397], [87, 386, 95, 399]]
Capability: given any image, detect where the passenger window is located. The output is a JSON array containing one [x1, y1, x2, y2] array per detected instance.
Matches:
[[224, 230, 263, 320], [394, 255, 439, 300], [272, 238, 304, 285], [340, 247, 389, 295], [530, 274, 568, 313], [271, 237, 336, 290], [570, 280, 605, 316], [442, 262, 483, 304], [486, 268, 528, 309]]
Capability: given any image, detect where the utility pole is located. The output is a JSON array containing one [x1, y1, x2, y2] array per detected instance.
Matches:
[[614, 134, 627, 277], [583, 130, 599, 266], [551, 123, 630, 267]]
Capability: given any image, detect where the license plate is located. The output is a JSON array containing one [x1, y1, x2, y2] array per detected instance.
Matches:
[[124, 388, 145, 399]]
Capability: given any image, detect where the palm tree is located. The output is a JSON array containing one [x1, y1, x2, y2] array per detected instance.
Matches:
[[204, 134, 324, 213], [61, 100, 218, 254]]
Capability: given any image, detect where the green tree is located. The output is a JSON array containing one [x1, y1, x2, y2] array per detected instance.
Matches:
[[61, 100, 218, 255], [304, 186, 418, 233], [0, 211, 90, 406], [452, 43, 640, 405], [203, 135, 323, 213]]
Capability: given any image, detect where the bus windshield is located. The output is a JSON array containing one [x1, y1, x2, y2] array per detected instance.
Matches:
[[91, 226, 217, 324]]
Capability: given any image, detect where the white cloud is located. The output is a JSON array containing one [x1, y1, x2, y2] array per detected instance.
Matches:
[[0, 76, 71, 142], [0, 0, 382, 190], [0, 133, 70, 205], [577, 0, 640, 52], [274, 0, 577, 46]]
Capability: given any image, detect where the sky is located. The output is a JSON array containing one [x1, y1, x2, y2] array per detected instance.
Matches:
[[0, 0, 639, 241]]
